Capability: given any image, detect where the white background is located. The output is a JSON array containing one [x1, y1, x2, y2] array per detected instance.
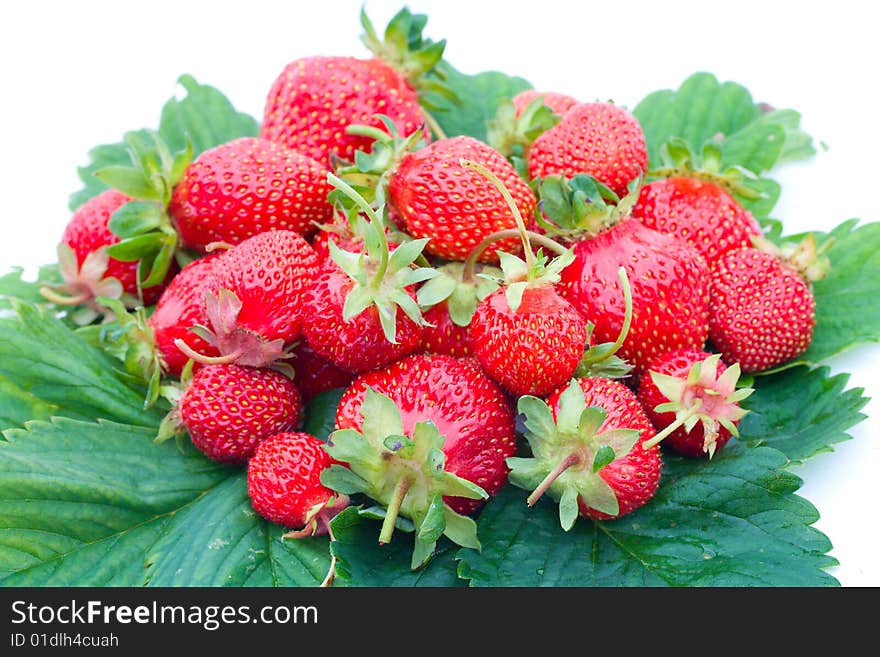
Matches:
[[1, 0, 878, 586]]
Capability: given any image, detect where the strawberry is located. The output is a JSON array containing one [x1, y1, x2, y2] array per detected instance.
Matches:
[[177, 363, 302, 464], [259, 8, 446, 167], [176, 230, 321, 369], [387, 135, 537, 262], [511, 90, 579, 118], [528, 102, 648, 197], [326, 353, 516, 568], [708, 236, 826, 372], [168, 137, 334, 251], [637, 350, 753, 458], [147, 253, 222, 378], [41, 189, 173, 321], [419, 300, 474, 357], [487, 91, 577, 161], [508, 377, 662, 528], [247, 431, 349, 536], [290, 340, 355, 403]]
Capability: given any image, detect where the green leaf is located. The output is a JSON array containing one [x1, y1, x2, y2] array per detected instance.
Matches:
[[423, 61, 532, 142], [0, 301, 165, 427], [458, 444, 837, 586], [329, 507, 463, 587], [0, 375, 57, 432], [740, 366, 868, 463], [70, 76, 258, 210], [0, 265, 61, 308]]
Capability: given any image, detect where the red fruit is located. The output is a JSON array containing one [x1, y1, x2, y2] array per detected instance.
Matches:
[[558, 217, 711, 377], [247, 431, 349, 535], [169, 137, 333, 251], [471, 285, 588, 397], [260, 56, 428, 167], [148, 253, 222, 378], [632, 176, 762, 265], [708, 246, 817, 372], [335, 354, 517, 515], [178, 364, 302, 464], [528, 102, 648, 197], [388, 135, 537, 262], [290, 340, 355, 403], [637, 349, 752, 458], [58, 189, 171, 306], [419, 300, 473, 358], [509, 377, 662, 526], [300, 265, 422, 373], [186, 230, 321, 368], [511, 90, 579, 118]]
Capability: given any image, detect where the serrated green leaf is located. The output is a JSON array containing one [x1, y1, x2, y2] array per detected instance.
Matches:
[[329, 507, 462, 587], [0, 265, 61, 308], [740, 365, 868, 463], [458, 444, 838, 586], [0, 375, 57, 433]]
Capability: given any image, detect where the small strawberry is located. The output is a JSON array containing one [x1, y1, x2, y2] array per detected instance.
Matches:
[[300, 174, 436, 373], [326, 353, 517, 568], [637, 350, 753, 458], [708, 235, 827, 373], [168, 137, 334, 251], [419, 300, 474, 357], [387, 135, 537, 262], [175, 363, 302, 464], [508, 377, 662, 528], [511, 90, 579, 118], [259, 8, 447, 166], [528, 102, 648, 197], [289, 340, 355, 403], [175, 230, 321, 369], [247, 431, 349, 536], [147, 253, 222, 378], [41, 189, 173, 322]]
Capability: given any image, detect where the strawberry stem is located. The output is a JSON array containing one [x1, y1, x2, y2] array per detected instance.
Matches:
[[461, 229, 569, 284], [379, 476, 411, 545], [173, 338, 242, 365], [599, 267, 633, 364], [526, 451, 581, 507], [642, 399, 704, 450], [38, 286, 91, 307]]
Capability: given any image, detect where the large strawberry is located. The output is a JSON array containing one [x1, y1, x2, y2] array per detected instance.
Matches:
[[528, 102, 648, 197], [175, 363, 302, 464], [387, 135, 537, 262], [637, 349, 753, 458], [508, 377, 662, 528], [176, 230, 321, 369], [259, 8, 447, 166], [41, 189, 173, 321], [708, 236, 827, 372], [148, 253, 222, 378], [326, 353, 517, 568], [168, 137, 334, 251]]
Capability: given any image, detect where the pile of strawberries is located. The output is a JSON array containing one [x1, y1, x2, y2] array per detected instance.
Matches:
[[42, 8, 827, 571]]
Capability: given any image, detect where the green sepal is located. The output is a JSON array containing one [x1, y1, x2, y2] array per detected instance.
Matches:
[[486, 95, 563, 158], [320, 464, 371, 496], [416, 262, 501, 327], [108, 201, 166, 238], [535, 173, 635, 241], [417, 494, 447, 544], [106, 234, 164, 262], [357, 506, 415, 533]]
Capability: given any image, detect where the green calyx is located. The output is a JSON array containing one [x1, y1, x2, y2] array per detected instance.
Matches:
[[359, 6, 455, 138], [487, 95, 564, 161], [321, 387, 487, 569], [752, 232, 832, 283], [327, 173, 438, 344], [643, 354, 754, 458], [95, 130, 192, 290], [535, 173, 642, 243], [507, 379, 642, 530], [649, 136, 767, 202], [415, 261, 501, 327]]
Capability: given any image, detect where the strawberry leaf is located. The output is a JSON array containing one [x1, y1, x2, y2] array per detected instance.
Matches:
[[70, 76, 258, 211], [457, 443, 838, 586]]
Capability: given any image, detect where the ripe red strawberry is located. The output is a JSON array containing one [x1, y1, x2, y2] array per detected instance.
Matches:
[[509, 377, 662, 527], [528, 102, 648, 197], [148, 253, 222, 378], [46, 189, 171, 314], [632, 176, 762, 265], [708, 240, 822, 372], [387, 135, 537, 262], [247, 431, 349, 535], [290, 340, 354, 403], [177, 230, 321, 369], [637, 349, 752, 458], [178, 363, 302, 464], [334, 354, 517, 517], [419, 300, 474, 357], [511, 90, 579, 118], [168, 137, 334, 251], [558, 216, 711, 377]]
